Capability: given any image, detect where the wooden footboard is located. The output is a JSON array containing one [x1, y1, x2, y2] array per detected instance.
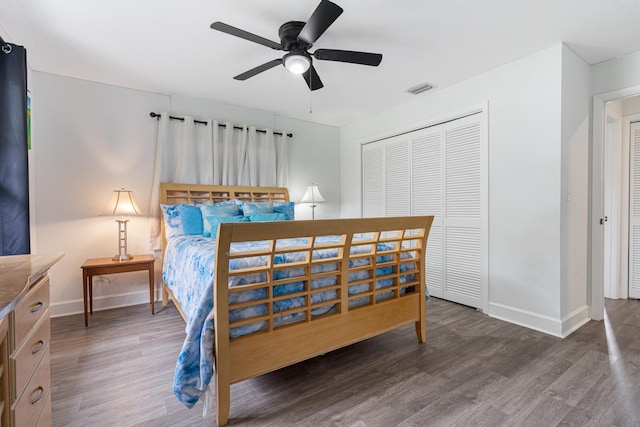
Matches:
[[159, 183, 433, 425], [213, 216, 433, 426]]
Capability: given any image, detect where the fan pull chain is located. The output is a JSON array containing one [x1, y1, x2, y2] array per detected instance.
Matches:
[[309, 68, 313, 114]]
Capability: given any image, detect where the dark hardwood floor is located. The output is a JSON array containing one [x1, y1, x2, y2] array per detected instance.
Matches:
[[50, 298, 640, 427]]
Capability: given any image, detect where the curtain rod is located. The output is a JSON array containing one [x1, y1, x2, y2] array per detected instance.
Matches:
[[149, 112, 292, 137]]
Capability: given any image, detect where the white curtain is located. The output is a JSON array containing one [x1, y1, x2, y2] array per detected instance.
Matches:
[[149, 113, 290, 250]]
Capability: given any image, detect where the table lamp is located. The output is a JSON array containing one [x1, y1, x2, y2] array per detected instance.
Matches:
[[299, 183, 325, 219], [102, 188, 142, 261]]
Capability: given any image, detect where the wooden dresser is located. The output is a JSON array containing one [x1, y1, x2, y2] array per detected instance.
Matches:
[[0, 253, 63, 427]]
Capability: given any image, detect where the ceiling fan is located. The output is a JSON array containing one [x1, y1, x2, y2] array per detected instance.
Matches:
[[210, 0, 383, 91]]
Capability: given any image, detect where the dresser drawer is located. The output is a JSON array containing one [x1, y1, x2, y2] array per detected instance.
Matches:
[[12, 276, 50, 347], [0, 317, 9, 427], [11, 348, 50, 427], [11, 314, 50, 401], [34, 392, 51, 427]]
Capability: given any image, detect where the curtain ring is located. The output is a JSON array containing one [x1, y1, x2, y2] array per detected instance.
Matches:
[[1, 44, 11, 54]]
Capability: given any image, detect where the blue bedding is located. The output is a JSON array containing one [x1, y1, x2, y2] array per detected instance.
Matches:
[[163, 234, 416, 408]]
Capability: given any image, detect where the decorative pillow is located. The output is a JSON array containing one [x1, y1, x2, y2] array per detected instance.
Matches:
[[200, 204, 240, 237], [179, 205, 204, 235], [214, 199, 245, 215], [246, 212, 288, 222], [242, 201, 274, 215], [273, 201, 295, 220], [205, 215, 249, 238], [160, 204, 204, 238], [243, 201, 295, 220]]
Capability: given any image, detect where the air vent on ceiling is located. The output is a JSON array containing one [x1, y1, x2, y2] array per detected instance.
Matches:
[[406, 82, 435, 95]]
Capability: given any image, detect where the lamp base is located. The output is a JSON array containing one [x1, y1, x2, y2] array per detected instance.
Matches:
[[113, 218, 132, 262], [112, 253, 133, 262]]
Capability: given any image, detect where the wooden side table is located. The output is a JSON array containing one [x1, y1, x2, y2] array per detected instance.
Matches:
[[80, 254, 155, 326]]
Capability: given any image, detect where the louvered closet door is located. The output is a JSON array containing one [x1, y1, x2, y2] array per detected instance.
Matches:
[[629, 121, 640, 299], [362, 111, 485, 309], [362, 136, 411, 217], [362, 144, 385, 218], [442, 115, 483, 307], [411, 128, 444, 298], [385, 137, 410, 216]]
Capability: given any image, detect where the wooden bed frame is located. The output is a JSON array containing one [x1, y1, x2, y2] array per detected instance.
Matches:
[[160, 183, 433, 426]]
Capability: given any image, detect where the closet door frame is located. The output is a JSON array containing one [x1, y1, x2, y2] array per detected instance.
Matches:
[[360, 103, 488, 312]]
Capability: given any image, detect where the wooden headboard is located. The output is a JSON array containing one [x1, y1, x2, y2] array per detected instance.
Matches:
[[160, 183, 289, 205], [159, 183, 290, 251], [159, 183, 291, 318]]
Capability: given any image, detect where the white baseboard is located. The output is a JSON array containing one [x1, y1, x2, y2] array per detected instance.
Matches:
[[488, 302, 591, 338], [560, 305, 591, 337], [50, 289, 164, 318]]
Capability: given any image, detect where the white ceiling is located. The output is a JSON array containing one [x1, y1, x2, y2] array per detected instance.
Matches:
[[2, 0, 640, 127]]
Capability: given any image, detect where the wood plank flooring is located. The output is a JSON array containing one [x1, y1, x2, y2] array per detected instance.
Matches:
[[50, 298, 640, 426]]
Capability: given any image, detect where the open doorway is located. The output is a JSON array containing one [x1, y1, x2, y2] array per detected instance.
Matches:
[[594, 93, 640, 319]]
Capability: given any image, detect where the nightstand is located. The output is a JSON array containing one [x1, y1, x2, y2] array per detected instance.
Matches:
[[80, 255, 155, 326]]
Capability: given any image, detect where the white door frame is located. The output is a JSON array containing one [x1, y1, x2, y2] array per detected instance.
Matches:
[[591, 85, 640, 320]]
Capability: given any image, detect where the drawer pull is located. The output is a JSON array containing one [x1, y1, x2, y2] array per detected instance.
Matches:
[[31, 386, 45, 405], [31, 302, 45, 313], [32, 340, 46, 355]]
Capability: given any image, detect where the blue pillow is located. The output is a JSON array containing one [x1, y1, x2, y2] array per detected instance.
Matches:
[[214, 199, 245, 215], [179, 205, 203, 235], [205, 215, 249, 238], [243, 201, 274, 215], [160, 204, 205, 238], [246, 212, 288, 222], [273, 201, 295, 220], [200, 204, 240, 237], [243, 201, 294, 220]]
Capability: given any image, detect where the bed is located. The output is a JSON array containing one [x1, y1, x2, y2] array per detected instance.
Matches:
[[160, 182, 433, 426]]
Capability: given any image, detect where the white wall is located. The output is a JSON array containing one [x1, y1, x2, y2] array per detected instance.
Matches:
[[592, 50, 640, 96], [559, 45, 591, 335], [31, 72, 339, 317], [32, 73, 167, 316], [341, 44, 578, 336], [276, 116, 341, 220]]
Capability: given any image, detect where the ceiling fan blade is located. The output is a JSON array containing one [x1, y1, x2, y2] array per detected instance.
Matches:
[[298, 0, 343, 45], [314, 49, 382, 66], [302, 65, 324, 91], [234, 59, 283, 80], [211, 22, 282, 50]]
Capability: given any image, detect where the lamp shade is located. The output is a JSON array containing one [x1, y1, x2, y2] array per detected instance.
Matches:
[[300, 184, 325, 205], [101, 188, 143, 216]]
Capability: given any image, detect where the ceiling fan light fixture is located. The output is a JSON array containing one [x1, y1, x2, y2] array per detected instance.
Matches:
[[283, 52, 311, 75], [211, 0, 381, 90]]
